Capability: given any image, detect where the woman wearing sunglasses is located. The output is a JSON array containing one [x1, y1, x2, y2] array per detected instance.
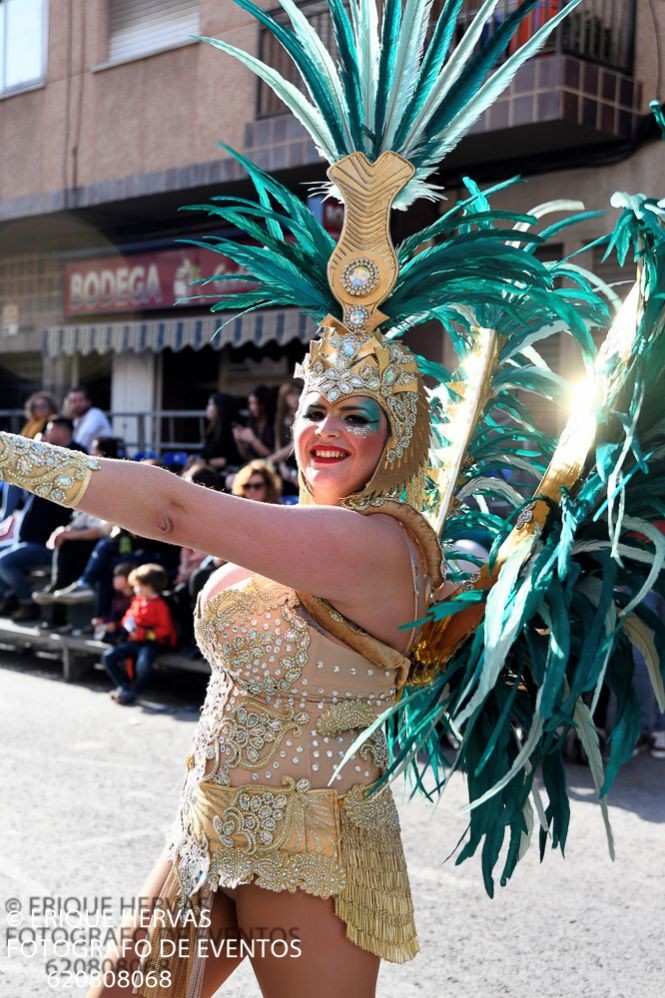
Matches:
[[231, 460, 283, 506]]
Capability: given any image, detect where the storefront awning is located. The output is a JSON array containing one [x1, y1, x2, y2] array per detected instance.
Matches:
[[43, 309, 314, 359]]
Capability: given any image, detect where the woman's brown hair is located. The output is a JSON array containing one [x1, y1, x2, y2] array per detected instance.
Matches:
[[231, 460, 283, 504]]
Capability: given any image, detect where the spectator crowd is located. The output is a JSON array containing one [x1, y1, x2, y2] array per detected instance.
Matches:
[[0, 381, 302, 704]]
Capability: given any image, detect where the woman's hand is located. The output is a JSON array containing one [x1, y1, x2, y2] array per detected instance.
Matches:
[[232, 426, 254, 445], [233, 425, 271, 458]]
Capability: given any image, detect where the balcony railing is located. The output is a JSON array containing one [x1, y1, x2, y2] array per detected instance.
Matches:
[[257, 0, 637, 119]]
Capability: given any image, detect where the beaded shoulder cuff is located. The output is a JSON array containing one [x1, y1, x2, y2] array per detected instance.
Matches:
[[0, 432, 100, 508]]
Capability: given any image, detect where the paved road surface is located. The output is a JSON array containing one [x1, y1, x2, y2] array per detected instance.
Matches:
[[0, 653, 663, 998]]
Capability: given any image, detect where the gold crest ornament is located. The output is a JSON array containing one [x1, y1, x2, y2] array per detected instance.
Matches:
[[295, 151, 430, 510]]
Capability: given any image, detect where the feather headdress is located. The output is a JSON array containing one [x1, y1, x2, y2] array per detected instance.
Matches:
[[189, 3, 664, 892], [202, 0, 583, 207]]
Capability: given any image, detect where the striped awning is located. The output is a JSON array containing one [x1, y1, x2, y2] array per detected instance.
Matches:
[[43, 310, 314, 359]]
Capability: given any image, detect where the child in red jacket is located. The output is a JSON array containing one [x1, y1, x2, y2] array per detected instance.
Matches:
[[102, 563, 177, 705]]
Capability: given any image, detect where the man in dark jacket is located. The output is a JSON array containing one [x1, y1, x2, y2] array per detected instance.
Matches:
[[0, 418, 85, 621]]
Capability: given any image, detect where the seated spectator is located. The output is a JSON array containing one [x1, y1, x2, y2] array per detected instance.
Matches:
[[32, 510, 112, 628], [102, 564, 178, 705], [0, 391, 58, 541], [50, 527, 179, 618], [181, 463, 221, 492], [232, 385, 275, 462], [20, 391, 59, 439], [31, 435, 122, 627], [231, 459, 282, 504], [201, 393, 242, 472], [188, 461, 282, 607], [91, 562, 137, 641], [65, 385, 112, 452], [91, 436, 121, 460], [0, 418, 84, 621]]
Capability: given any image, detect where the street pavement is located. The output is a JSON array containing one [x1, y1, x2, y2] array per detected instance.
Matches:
[[0, 651, 663, 998]]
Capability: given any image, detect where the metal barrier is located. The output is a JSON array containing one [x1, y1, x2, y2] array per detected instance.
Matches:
[[0, 409, 207, 457]]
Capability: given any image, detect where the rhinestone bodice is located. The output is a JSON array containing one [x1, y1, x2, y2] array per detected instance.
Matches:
[[188, 574, 397, 796]]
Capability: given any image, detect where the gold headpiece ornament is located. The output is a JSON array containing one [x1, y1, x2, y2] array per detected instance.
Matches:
[[295, 151, 430, 509]]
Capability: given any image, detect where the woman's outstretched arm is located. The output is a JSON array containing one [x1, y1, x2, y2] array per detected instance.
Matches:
[[0, 433, 412, 614]]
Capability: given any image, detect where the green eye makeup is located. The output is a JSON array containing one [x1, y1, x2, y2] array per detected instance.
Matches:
[[299, 398, 384, 434]]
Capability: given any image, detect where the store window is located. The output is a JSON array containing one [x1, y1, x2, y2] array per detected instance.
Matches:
[[0, 0, 47, 96], [108, 0, 199, 64]]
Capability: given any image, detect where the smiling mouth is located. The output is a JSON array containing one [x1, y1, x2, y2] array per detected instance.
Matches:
[[310, 447, 351, 463]]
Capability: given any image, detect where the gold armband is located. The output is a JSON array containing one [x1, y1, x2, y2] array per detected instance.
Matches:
[[0, 432, 100, 508]]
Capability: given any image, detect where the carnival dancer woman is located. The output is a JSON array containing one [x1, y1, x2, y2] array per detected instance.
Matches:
[[4, 2, 661, 994], [0, 318, 443, 998]]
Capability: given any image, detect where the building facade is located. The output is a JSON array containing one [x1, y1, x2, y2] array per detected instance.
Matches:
[[0, 0, 663, 447]]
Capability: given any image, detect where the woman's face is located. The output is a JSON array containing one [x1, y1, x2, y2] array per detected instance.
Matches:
[[31, 397, 52, 418], [294, 393, 389, 505], [206, 398, 218, 421], [241, 473, 268, 501]]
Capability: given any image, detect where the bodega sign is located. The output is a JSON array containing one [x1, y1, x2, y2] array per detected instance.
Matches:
[[64, 247, 250, 316]]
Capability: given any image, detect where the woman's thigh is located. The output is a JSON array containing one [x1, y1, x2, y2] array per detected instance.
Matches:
[[234, 884, 380, 998], [200, 888, 246, 996]]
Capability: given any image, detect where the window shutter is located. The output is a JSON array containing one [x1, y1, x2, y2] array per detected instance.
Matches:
[[109, 0, 199, 63]]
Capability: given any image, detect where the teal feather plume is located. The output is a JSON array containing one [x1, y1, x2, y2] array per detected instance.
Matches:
[[199, 34, 340, 161], [399, 0, 505, 149], [372, 0, 403, 155], [275, 0, 355, 147], [410, 0, 583, 169], [382, 0, 435, 147], [349, 0, 379, 135], [205, 0, 584, 208], [327, 0, 366, 149], [413, 0, 546, 144], [175, 145, 336, 322], [391, 0, 465, 147], [224, 0, 349, 151]]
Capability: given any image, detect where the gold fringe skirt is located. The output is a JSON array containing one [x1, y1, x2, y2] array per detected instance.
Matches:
[[135, 778, 418, 997]]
